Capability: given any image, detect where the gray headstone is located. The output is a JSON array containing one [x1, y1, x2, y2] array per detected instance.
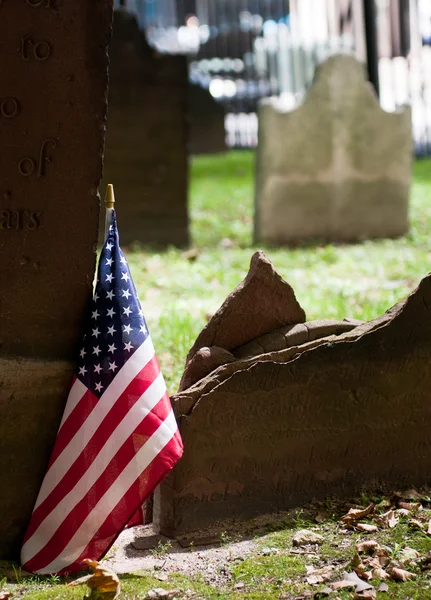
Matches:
[[0, 0, 112, 558], [254, 55, 412, 245], [101, 11, 189, 247]]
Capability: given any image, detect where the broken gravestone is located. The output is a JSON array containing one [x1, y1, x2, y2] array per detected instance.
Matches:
[[101, 10, 189, 247], [178, 250, 306, 391], [0, 1, 112, 557], [154, 252, 431, 540], [254, 55, 412, 245]]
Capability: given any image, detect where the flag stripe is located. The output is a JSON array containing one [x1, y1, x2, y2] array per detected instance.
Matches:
[[34, 336, 156, 509], [58, 377, 87, 429], [26, 410, 178, 574], [70, 430, 183, 574], [26, 356, 161, 541], [48, 388, 98, 470], [22, 369, 167, 560]]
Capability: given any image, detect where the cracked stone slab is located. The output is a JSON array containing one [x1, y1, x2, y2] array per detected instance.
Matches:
[[154, 273, 431, 538]]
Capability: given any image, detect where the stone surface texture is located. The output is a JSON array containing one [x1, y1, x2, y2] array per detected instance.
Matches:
[[179, 346, 237, 393], [181, 251, 305, 375], [254, 55, 412, 245], [154, 267, 431, 539], [0, 0, 112, 557], [101, 11, 189, 247]]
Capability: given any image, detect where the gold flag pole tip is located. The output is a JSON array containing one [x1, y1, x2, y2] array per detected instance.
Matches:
[[105, 184, 115, 209]]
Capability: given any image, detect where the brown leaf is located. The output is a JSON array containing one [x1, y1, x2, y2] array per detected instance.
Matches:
[[390, 567, 417, 582], [356, 523, 378, 533], [341, 504, 374, 524], [398, 501, 421, 512], [356, 540, 380, 553], [408, 518, 424, 529], [427, 520, 431, 536], [378, 582, 389, 592], [354, 590, 376, 599], [373, 548, 390, 567], [68, 559, 120, 599], [396, 508, 410, 518], [374, 510, 398, 529], [371, 567, 389, 580], [0, 592, 12, 599], [398, 547, 420, 564]]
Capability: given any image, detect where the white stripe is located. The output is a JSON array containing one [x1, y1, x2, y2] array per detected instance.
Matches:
[[21, 372, 167, 563], [34, 336, 156, 510], [34, 411, 178, 574], [59, 378, 87, 429]]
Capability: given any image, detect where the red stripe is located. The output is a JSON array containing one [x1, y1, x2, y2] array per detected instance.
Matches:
[[23, 356, 160, 543], [23, 393, 174, 573], [63, 433, 183, 575], [47, 387, 97, 469]]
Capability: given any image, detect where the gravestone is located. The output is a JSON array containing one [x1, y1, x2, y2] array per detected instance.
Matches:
[[154, 253, 431, 540], [254, 55, 412, 245], [0, 0, 112, 558], [188, 84, 226, 155], [101, 10, 189, 247]]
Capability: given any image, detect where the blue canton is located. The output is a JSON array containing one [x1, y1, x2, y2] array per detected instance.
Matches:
[[77, 211, 149, 398]]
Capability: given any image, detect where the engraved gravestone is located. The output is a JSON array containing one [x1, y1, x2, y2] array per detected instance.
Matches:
[[0, 0, 113, 557]]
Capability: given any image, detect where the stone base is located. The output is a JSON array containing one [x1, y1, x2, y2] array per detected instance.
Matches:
[[0, 357, 74, 558]]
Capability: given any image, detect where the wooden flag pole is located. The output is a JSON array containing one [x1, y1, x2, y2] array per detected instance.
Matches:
[[104, 183, 115, 242]]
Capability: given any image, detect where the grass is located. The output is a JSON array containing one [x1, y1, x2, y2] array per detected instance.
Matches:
[[128, 151, 431, 394]]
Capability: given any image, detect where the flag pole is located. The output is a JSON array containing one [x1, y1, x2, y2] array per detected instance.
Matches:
[[104, 184, 115, 242]]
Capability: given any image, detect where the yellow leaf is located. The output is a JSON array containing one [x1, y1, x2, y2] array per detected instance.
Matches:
[[68, 559, 120, 600]]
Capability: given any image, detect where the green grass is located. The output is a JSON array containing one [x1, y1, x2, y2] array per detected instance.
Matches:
[[129, 151, 431, 394]]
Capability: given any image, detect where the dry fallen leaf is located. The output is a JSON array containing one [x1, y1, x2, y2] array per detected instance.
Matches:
[[408, 518, 424, 529], [0, 592, 12, 599], [356, 540, 380, 553], [398, 501, 421, 512], [378, 582, 389, 592], [356, 523, 378, 533], [375, 510, 398, 529], [390, 567, 417, 582], [341, 504, 374, 525], [371, 567, 389, 580], [67, 559, 120, 599], [427, 519, 431, 536], [398, 547, 420, 564], [354, 589, 376, 599], [373, 548, 390, 567]]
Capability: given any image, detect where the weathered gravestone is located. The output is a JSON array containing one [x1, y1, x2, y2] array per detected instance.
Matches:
[[188, 84, 226, 155], [0, 0, 112, 558], [254, 55, 412, 245], [153, 252, 431, 540], [101, 10, 189, 247]]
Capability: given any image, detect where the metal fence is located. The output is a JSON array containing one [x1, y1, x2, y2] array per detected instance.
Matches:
[[114, 0, 431, 155]]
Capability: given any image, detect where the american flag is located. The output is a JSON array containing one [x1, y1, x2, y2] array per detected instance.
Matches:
[[21, 210, 183, 575]]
